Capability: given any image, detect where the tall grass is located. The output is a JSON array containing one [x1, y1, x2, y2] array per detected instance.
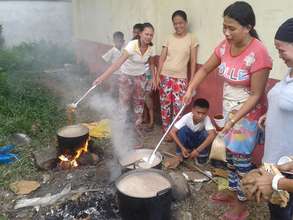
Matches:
[[0, 41, 73, 188]]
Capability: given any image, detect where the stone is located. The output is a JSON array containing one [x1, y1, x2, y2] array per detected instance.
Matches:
[[173, 210, 193, 220], [9, 180, 40, 195], [181, 211, 193, 220], [33, 146, 57, 170], [77, 152, 100, 166], [169, 171, 190, 201], [42, 174, 50, 184]]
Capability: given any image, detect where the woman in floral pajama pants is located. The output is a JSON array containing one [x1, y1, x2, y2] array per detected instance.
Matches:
[[157, 10, 198, 136], [93, 23, 155, 131], [159, 76, 187, 131], [119, 74, 146, 125]]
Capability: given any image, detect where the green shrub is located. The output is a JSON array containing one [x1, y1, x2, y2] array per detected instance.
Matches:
[[0, 41, 75, 72], [0, 42, 71, 188]]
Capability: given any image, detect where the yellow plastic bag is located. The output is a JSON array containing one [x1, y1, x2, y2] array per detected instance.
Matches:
[[82, 119, 111, 139], [216, 177, 229, 191]]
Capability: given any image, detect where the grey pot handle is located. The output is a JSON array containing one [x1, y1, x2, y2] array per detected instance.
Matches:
[[156, 187, 171, 197]]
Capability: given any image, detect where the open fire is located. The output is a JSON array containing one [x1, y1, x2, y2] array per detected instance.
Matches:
[[56, 124, 93, 169], [58, 139, 89, 168]]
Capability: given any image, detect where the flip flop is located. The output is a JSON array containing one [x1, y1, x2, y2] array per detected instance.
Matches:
[[163, 135, 173, 143], [0, 145, 15, 154], [219, 209, 249, 220], [209, 192, 234, 205], [0, 153, 18, 164]]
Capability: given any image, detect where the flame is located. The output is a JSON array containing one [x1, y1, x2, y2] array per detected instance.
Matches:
[[58, 140, 89, 168]]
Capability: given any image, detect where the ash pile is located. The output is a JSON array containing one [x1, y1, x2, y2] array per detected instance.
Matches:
[[44, 184, 120, 220]]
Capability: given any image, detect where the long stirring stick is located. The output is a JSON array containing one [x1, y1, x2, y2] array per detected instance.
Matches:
[[147, 104, 186, 164]]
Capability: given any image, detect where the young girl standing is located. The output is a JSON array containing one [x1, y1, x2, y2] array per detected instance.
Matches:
[[93, 23, 156, 131], [101, 31, 125, 98], [156, 10, 198, 141]]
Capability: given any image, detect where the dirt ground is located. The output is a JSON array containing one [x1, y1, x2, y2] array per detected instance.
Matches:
[[143, 126, 270, 220], [0, 125, 270, 220], [0, 67, 271, 220]]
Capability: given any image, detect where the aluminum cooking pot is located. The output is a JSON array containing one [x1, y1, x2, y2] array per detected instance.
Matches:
[[118, 148, 163, 170]]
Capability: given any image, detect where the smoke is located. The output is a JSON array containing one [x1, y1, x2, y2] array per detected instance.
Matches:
[[88, 92, 140, 181], [88, 93, 138, 158], [35, 51, 134, 181], [43, 68, 136, 180], [0, 1, 72, 47], [50, 65, 92, 106], [0, 0, 137, 178]]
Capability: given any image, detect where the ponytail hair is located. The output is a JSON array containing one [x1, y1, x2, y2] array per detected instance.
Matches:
[[135, 22, 154, 46], [249, 28, 259, 39], [132, 23, 143, 40], [132, 35, 140, 41]]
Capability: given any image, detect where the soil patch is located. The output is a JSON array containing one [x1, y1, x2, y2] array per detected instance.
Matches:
[[0, 67, 270, 220]]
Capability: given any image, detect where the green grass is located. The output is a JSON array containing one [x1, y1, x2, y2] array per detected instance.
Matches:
[[0, 215, 8, 220], [0, 42, 72, 188]]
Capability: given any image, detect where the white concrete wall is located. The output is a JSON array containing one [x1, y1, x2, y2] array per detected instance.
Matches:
[[0, 1, 73, 46], [72, 0, 112, 44], [72, 0, 293, 80], [72, 0, 157, 45]]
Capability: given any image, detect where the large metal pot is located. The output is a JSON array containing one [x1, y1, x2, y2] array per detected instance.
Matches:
[[57, 124, 89, 157], [118, 148, 163, 170], [115, 169, 172, 220]]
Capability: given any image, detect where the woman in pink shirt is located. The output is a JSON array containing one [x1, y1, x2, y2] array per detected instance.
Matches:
[[183, 2, 272, 219]]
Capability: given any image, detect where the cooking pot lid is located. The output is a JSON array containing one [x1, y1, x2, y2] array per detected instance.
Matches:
[[116, 170, 171, 198], [57, 124, 89, 138]]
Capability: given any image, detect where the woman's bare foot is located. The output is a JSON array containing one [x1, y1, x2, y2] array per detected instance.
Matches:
[[147, 122, 154, 129], [144, 123, 154, 132]]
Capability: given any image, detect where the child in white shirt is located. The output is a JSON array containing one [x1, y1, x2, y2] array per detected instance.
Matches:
[[170, 98, 216, 164], [102, 31, 125, 97]]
